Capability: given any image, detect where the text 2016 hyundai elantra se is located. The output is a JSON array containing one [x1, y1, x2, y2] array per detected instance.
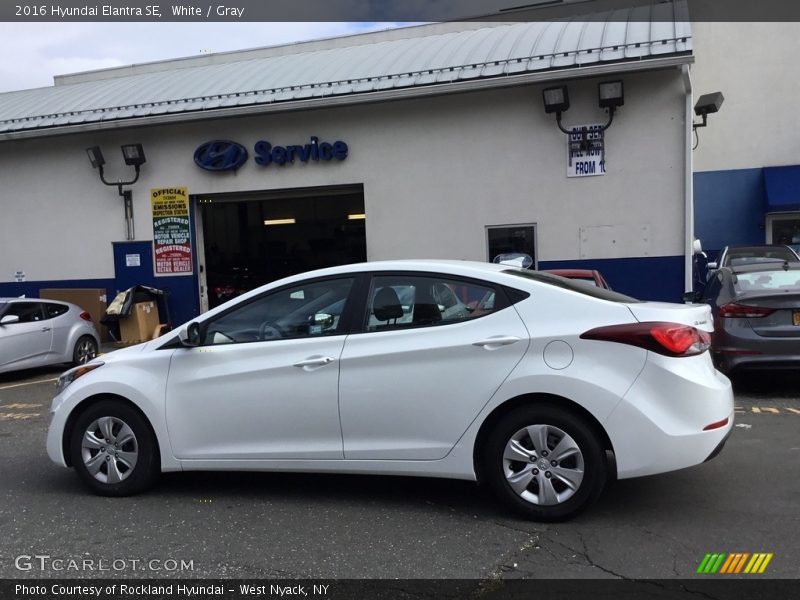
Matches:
[[47, 261, 733, 521]]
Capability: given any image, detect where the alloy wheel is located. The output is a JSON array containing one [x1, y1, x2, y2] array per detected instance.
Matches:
[[502, 424, 585, 506], [80, 417, 138, 484]]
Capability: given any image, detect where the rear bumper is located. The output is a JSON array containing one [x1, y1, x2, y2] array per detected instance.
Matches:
[[704, 427, 732, 463], [604, 352, 734, 479], [713, 323, 800, 374]]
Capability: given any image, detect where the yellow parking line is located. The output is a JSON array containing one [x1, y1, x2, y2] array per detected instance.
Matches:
[[0, 377, 57, 391]]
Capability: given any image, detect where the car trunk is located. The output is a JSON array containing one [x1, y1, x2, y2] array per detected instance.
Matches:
[[623, 302, 714, 333], [735, 292, 800, 338]]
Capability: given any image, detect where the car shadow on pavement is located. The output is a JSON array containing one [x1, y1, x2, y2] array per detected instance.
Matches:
[[155, 470, 503, 514], [0, 365, 65, 385], [730, 370, 800, 398]]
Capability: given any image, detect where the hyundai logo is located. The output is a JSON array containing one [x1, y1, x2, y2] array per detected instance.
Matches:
[[193, 140, 249, 172]]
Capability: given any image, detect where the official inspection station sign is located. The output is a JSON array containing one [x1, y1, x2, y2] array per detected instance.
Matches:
[[151, 187, 193, 276]]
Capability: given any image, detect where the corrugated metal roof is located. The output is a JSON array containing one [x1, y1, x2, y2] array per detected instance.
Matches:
[[0, 1, 691, 136]]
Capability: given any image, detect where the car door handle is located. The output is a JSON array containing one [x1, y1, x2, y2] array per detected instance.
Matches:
[[293, 356, 336, 369], [40, 327, 52, 332], [473, 335, 521, 349]]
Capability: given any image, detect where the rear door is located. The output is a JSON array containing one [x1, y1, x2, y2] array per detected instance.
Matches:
[[0, 302, 52, 370], [338, 272, 529, 460]]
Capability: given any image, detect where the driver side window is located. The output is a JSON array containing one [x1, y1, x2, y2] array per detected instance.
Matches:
[[202, 278, 354, 345]]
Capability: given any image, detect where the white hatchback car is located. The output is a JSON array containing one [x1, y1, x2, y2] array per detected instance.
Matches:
[[0, 298, 100, 374], [47, 261, 733, 521]]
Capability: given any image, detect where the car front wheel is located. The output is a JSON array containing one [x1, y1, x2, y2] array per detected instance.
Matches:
[[69, 400, 159, 496], [483, 405, 607, 521]]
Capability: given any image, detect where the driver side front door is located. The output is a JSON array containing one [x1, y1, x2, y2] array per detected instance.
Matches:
[[165, 276, 356, 461]]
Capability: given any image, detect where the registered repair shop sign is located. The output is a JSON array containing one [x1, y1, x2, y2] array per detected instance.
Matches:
[[567, 123, 605, 178], [151, 187, 193, 276]]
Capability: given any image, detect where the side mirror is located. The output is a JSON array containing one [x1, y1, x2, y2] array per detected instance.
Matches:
[[0, 314, 20, 325], [178, 322, 201, 347], [310, 313, 335, 330], [682, 291, 700, 304]]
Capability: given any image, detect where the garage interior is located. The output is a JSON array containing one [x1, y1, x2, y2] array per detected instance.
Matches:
[[196, 185, 366, 307]]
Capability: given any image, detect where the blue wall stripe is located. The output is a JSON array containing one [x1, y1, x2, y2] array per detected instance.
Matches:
[[694, 168, 767, 262]]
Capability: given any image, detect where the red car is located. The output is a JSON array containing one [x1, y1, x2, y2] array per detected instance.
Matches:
[[542, 269, 612, 290]]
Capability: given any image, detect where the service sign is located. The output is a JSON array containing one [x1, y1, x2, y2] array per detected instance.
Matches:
[[566, 123, 606, 178], [151, 187, 193, 276]]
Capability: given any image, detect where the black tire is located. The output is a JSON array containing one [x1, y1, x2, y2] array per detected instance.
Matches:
[[69, 400, 159, 496], [72, 335, 98, 366], [482, 405, 607, 522]]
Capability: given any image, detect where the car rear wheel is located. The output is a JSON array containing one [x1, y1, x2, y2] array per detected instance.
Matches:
[[72, 335, 98, 366], [69, 401, 159, 496], [483, 405, 607, 521]]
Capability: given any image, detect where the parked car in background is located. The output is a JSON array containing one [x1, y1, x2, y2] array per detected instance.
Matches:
[[47, 261, 732, 522], [542, 269, 612, 290], [0, 298, 99, 374], [693, 263, 800, 374], [707, 244, 800, 275]]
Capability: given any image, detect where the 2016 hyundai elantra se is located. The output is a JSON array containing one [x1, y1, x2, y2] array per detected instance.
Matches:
[[47, 261, 733, 521]]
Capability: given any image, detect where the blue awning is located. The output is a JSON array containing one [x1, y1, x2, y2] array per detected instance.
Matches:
[[764, 165, 800, 212]]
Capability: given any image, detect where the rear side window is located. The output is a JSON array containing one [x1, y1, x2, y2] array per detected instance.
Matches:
[[365, 275, 504, 332], [44, 303, 70, 319], [503, 269, 640, 303]]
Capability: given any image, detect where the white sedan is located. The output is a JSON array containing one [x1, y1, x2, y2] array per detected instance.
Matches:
[[46, 261, 733, 521]]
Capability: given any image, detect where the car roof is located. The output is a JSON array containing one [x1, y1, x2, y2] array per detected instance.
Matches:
[[0, 297, 72, 304], [726, 262, 800, 274], [724, 244, 794, 251], [542, 269, 597, 278], [274, 259, 512, 280]]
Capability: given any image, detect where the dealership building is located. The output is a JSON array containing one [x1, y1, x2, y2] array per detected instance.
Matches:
[[0, 3, 699, 327]]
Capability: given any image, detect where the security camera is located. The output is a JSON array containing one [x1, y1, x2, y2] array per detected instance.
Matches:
[[694, 92, 724, 117]]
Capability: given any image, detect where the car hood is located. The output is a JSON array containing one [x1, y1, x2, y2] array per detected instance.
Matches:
[[97, 341, 151, 364], [624, 301, 714, 333]]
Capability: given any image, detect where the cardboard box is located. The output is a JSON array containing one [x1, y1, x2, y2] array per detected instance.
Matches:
[[119, 301, 160, 343], [39, 288, 110, 341]]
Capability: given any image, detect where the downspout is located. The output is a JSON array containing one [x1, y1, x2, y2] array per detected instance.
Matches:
[[681, 64, 694, 293]]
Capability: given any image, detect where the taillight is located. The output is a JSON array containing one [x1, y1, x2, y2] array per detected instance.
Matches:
[[79, 311, 92, 321], [580, 322, 711, 357], [718, 303, 774, 318]]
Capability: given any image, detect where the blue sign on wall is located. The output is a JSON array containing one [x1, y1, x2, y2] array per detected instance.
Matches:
[[193, 140, 249, 172], [194, 137, 347, 172]]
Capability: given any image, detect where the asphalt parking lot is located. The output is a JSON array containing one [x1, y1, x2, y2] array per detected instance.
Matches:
[[0, 363, 798, 582]]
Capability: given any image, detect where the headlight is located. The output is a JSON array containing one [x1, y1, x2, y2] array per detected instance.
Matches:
[[55, 362, 104, 395]]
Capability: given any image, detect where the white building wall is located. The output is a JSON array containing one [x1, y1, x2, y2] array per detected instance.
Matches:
[[691, 22, 800, 172], [0, 68, 686, 284]]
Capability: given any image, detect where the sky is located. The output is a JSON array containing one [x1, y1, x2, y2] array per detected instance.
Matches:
[[0, 22, 407, 93]]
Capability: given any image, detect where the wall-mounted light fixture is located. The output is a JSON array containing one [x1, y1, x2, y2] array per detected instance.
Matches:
[[542, 80, 624, 167], [347, 213, 366, 220], [264, 218, 296, 226], [692, 92, 724, 150], [86, 144, 146, 240]]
